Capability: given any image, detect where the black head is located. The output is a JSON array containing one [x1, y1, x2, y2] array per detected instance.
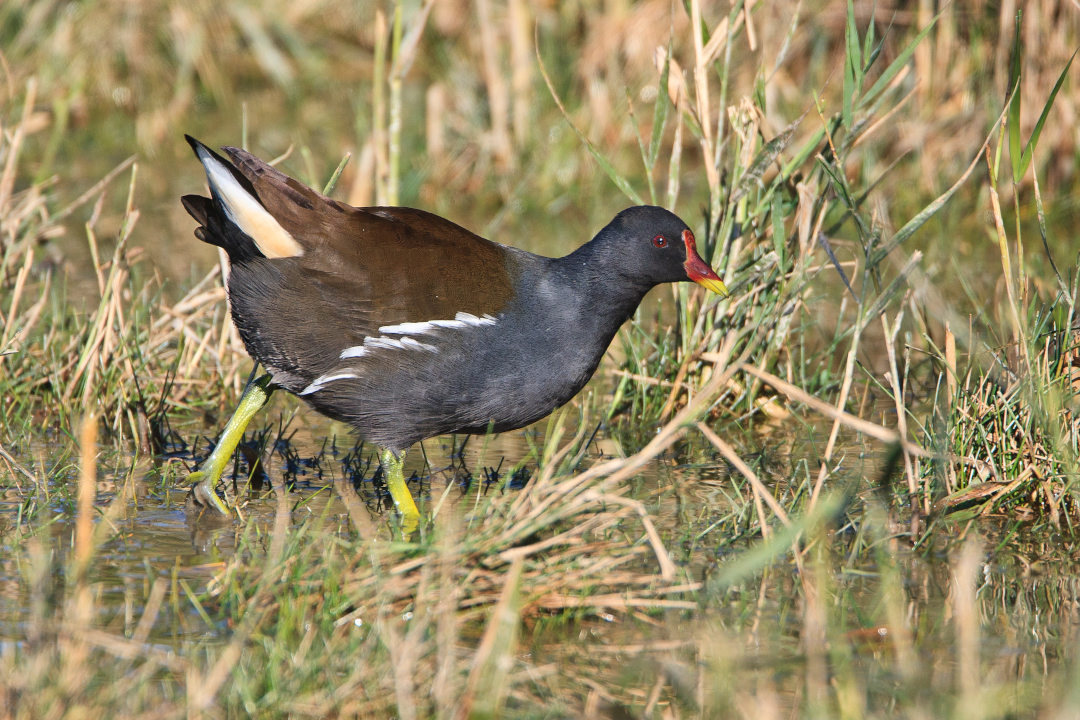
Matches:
[[581, 206, 728, 294]]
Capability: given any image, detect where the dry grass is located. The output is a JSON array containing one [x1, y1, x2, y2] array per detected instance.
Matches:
[[5, 0, 1080, 717]]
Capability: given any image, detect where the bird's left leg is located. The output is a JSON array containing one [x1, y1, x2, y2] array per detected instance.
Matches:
[[380, 447, 420, 534], [188, 374, 275, 515]]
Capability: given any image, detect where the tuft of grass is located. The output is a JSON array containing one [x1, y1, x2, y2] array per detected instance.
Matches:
[[8, 1, 1080, 718]]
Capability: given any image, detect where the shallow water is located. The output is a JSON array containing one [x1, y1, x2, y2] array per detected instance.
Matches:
[[3, 399, 1080, 716]]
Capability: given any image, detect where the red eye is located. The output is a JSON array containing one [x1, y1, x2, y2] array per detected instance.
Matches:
[[653, 235, 668, 248]]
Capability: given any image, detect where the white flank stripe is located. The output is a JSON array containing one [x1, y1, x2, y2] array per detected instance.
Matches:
[[365, 336, 406, 351], [400, 337, 437, 352], [196, 147, 303, 259], [339, 346, 367, 359], [379, 321, 436, 335], [338, 314, 495, 361], [454, 312, 497, 326], [299, 370, 359, 395]]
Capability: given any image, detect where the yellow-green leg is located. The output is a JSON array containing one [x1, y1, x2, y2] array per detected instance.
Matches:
[[381, 448, 420, 533], [188, 374, 275, 515]]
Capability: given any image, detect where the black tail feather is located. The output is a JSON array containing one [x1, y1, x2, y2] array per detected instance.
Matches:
[[183, 136, 265, 262], [184, 135, 261, 198], [181, 194, 211, 226]]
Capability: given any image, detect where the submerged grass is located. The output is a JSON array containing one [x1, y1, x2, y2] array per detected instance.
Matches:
[[5, 0, 1080, 717]]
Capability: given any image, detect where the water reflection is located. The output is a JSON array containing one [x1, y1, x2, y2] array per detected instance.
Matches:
[[2, 410, 1079, 715]]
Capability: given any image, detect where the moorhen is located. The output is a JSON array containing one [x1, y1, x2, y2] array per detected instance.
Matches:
[[181, 136, 728, 529]]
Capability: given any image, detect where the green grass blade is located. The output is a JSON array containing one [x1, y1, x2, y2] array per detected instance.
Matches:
[[707, 517, 806, 593], [863, 251, 921, 322], [781, 125, 826, 179], [818, 156, 856, 212], [1008, 11, 1023, 183], [857, 8, 942, 111], [706, 494, 844, 593], [322, 152, 352, 195], [1033, 173, 1067, 293], [649, 45, 672, 167], [862, 0, 877, 66], [871, 130, 993, 266], [754, 64, 767, 114], [843, 0, 859, 128], [771, 193, 787, 270], [537, 37, 644, 206], [846, 0, 863, 81], [1018, 47, 1077, 181], [846, 0, 862, 70], [625, 87, 655, 204], [843, 50, 855, 130]]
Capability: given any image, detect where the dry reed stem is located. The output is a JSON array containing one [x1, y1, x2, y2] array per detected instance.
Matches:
[[425, 84, 446, 162], [881, 310, 918, 499], [734, 363, 941, 463], [667, 96, 684, 211], [69, 626, 189, 673], [347, 136, 376, 207], [588, 329, 747, 492], [986, 149, 1028, 364], [0, 77, 35, 215], [131, 578, 168, 646], [0, 442, 36, 484], [508, 0, 531, 147], [1, 246, 32, 348], [612, 368, 690, 389], [373, 9, 389, 206], [433, 513, 462, 717], [476, 0, 511, 171], [47, 155, 137, 229], [801, 549, 827, 708], [954, 534, 983, 716], [688, 0, 718, 194], [695, 421, 791, 530], [381, 562, 431, 720], [806, 273, 869, 511], [86, 220, 106, 296], [334, 474, 378, 543], [659, 326, 709, 419], [945, 320, 958, 404], [387, 0, 436, 205], [579, 492, 677, 580], [455, 556, 524, 720], [74, 413, 97, 579]]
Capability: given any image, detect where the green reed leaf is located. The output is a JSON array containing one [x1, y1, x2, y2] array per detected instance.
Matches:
[[1008, 10, 1024, 183], [858, 8, 941, 111], [322, 152, 351, 195], [1017, 47, 1077, 183], [863, 250, 921, 322], [537, 37, 644, 206], [650, 45, 672, 168]]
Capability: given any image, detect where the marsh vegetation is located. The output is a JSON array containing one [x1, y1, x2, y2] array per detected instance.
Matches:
[[4, 0, 1080, 717]]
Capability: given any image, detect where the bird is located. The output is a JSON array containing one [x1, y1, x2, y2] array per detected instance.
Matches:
[[180, 135, 728, 531]]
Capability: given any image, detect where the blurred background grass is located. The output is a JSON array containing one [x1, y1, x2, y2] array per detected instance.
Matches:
[[7, 3, 1080, 716], [5, 0, 1080, 295]]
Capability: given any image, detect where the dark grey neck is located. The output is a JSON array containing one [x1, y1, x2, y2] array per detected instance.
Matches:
[[553, 240, 656, 337]]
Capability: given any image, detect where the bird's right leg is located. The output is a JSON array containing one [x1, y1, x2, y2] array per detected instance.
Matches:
[[380, 447, 420, 535], [187, 374, 275, 516]]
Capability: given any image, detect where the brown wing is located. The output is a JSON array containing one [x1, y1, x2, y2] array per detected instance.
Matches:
[[216, 146, 521, 390], [220, 146, 516, 321]]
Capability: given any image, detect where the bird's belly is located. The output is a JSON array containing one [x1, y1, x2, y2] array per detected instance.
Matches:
[[304, 334, 605, 449]]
